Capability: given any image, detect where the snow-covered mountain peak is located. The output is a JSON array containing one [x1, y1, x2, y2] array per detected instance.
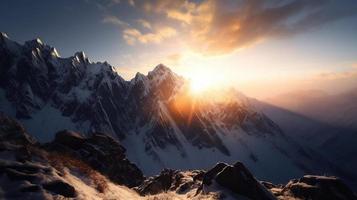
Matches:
[[0, 32, 9, 39], [74, 51, 89, 64], [0, 32, 21, 53], [24, 38, 44, 49], [148, 64, 173, 78], [131, 72, 148, 83], [50, 47, 60, 57], [153, 63, 170, 72]]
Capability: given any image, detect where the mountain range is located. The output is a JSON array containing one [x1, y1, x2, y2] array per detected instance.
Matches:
[[0, 32, 357, 199]]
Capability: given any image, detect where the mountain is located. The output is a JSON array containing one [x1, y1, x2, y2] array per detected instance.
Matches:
[[1, 114, 356, 200], [259, 89, 357, 185], [265, 89, 357, 130], [0, 32, 355, 187]]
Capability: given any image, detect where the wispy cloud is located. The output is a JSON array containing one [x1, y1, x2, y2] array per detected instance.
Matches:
[[102, 15, 129, 28], [137, 19, 152, 29], [123, 26, 177, 45]]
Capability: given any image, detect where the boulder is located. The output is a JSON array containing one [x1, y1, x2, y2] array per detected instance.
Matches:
[[280, 175, 357, 200], [45, 131, 144, 187], [202, 162, 227, 185], [202, 161, 276, 200], [54, 130, 85, 149]]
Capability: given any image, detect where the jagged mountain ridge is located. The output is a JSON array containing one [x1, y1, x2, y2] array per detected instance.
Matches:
[[0, 33, 352, 184]]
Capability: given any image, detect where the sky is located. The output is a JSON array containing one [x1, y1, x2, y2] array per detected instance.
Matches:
[[1, 0, 357, 99]]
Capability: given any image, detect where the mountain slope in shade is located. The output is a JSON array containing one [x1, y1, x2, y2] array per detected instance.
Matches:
[[0, 33, 354, 186], [256, 93, 357, 189]]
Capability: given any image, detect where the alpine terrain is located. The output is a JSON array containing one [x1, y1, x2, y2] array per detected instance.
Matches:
[[0, 33, 356, 199]]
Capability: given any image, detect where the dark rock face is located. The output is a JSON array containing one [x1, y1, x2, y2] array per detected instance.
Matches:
[[260, 181, 279, 189], [202, 162, 227, 185], [275, 175, 357, 200], [202, 162, 276, 200], [54, 130, 86, 148], [137, 169, 178, 195], [45, 130, 144, 187], [0, 113, 36, 146], [42, 180, 76, 197], [137, 169, 204, 195]]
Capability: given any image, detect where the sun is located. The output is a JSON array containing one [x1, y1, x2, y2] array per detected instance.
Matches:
[[189, 75, 212, 94]]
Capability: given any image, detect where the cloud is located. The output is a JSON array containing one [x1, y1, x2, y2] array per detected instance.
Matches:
[[316, 64, 357, 80], [123, 26, 177, 45], [128, 0, 135, 7], [166, 53, 182, 65], [317, 71, 357, 80], [84, 0, 122, 10], [102, 14, 175, 45], [138, 0, 357, 55], [140, 0, 196, 23], [102, 15, 129, 28], [137, 19, 152, 29]]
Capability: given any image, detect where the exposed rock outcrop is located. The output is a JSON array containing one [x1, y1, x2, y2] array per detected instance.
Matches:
[[136, 168, 204, 195], [0, 113, 36, 147], [273, 175, 357, 200], [201, 162, 277, 200], [44, 130, 145, 187]]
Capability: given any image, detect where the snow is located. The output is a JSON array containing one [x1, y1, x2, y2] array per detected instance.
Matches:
[[87, 63, 104, 75], [122, 98, 306, 186], [35, 38, 43, 45], [68, 86, 92, 103], [0, 33, 21, 55], [56, 167, 222, 200], [0, 89, 16, 116], [50, 47, 60, 57], [20, 104, 88, 142]]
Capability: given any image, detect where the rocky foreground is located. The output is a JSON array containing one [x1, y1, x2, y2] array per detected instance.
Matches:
[[0, 113, 356, 200]]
